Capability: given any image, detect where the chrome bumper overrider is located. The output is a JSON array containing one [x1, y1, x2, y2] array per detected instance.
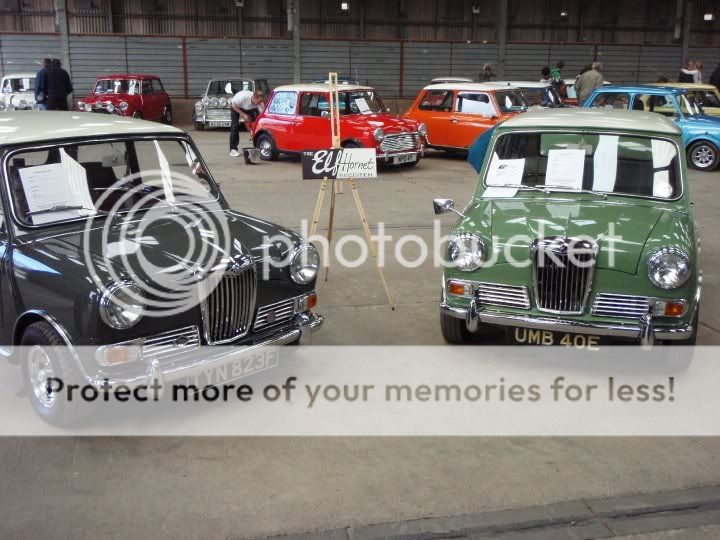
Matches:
[[441, 301, 693, 344], [89, 312, 324, 388]]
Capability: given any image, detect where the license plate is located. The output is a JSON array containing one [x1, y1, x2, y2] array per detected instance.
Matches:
[[208, 121, 231, 128], [392, 154, 417, 165], [510, 328, 601, 349], [182, 349, 279, 389]]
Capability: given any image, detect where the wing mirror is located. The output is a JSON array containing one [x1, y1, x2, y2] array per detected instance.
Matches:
[[433, 198, 465, 217]]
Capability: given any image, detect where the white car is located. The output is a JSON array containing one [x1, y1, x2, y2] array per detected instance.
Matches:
[[0, 73, 38, 111], [497, 81, 565, 108]]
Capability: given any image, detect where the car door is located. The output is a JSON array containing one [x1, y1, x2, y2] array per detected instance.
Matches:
[[262, 90, 298, 151], [292, 92, 332, 151], [152, 79, 169, 116], [447, 92, 497, 149], [409, 89, 454, 147], [0, 205, 8, 345], [140, 79, 155, 119]]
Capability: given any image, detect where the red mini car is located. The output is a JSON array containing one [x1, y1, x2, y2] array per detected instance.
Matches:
[[252, 84, 427, 166], [77, 74, 172, 123]]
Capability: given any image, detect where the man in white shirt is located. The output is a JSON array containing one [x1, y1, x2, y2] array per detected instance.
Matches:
[[229, 89, 265, 157]]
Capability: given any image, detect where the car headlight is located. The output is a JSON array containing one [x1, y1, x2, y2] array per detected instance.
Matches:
[[209, 97, 218, 108], [106, 102, 115, 113], [194, 101, 204, 112], [418, 123, 428, 137], [289, 244, 320, 284], [202, 97, 209, 106], [373, 128, 385, 142], [99, 282, 145, 330], [119, 101, 129, 111], [448, 233, 485, 272], [647, 248, 691, 290], [219, 97, 228, 107], [84, 103, 92, 112]]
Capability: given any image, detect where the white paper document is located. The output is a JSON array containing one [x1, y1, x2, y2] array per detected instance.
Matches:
[[592, 135, 618, 192], [545, 149, 586, 190], [483, 153, 525, 198], [354, 97, 370, 114]]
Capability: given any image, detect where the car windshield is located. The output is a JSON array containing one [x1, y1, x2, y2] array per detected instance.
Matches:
[[7, 138, 218, 227], [483, 131, 681, 199], [677, 94, 703, 116], [339, 90, 386, 115], [2, 77, 35, 94], [520, 86, 562, 107], [94, 79, 139, 95], [208, 79, 252, 95], [495, 90, 528, 112], [688, 89, 720, 108]]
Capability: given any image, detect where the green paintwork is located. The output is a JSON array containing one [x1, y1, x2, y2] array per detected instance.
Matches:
[[443, 123, 700, 330]]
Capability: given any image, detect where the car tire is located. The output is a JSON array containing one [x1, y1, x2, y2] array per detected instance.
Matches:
[[688, 141, 719, 171], [133, 111, 143, 119], [255, 133, 279, 161], [162, 105, 172, 124], [440, 311, 472, 344], [194, 121, 205, 131], [343, 141, 361, 148], [20, 321, 90, 426]]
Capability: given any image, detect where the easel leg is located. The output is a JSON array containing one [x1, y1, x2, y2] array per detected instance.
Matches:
[[325, 179, 337, 281], [309, 177, 329, 238], [349, 179, 395, 309]]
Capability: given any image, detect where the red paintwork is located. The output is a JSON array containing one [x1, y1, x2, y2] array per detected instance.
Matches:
[[77, 74, 171, 122], [252, 88, 426, 157]]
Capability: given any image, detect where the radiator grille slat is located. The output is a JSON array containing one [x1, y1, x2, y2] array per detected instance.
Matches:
[[380, 133, 418, 153], [205, 109, 230, 121], [476, 282, 530, 309], [534, 238, 595, 315], [202, 265, 256, 344], [592, 294, 652, 318], [141, 326, 200, 366], [254, 298, 297, 331]]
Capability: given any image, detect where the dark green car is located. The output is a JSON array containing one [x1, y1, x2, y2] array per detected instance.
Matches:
[[436, 109, 700, 347]]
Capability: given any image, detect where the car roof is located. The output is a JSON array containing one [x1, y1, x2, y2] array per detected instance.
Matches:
[[499, 108, 681, 135], [423, 82, 519, 91], [430, 77, 475, 83], [98, 74, 160, 80], [0, 112, 183, 146], [1, 73, 36, 79], [274, 83, 373, 92], [593, 85, 686, 95], [650, 82, 719, 92], [497, 81, 551, 88]]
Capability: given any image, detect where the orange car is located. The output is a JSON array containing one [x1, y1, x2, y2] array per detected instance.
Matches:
[[404, 82, 527, 150]]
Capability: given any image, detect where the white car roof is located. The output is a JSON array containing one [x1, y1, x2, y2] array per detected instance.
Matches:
[[497, 81, 552, 89], [423, 82, 519, 92], [430, 77, 475, 83], [273, 83, 373, 93], [0, 111, 183, 146], [1, 73, 36, 80], [500, 108, 681, 135]]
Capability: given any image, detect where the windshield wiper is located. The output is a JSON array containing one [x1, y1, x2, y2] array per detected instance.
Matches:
[[27, 205, 96, 217], [546, 185, 608, 199], [488, 184, 550, 194]]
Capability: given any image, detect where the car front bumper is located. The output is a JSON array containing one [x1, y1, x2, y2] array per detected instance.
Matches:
[[441, 301, 694, 345]]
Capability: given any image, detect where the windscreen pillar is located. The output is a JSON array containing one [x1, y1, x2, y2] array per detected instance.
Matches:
[[497, 0, 508, 80]]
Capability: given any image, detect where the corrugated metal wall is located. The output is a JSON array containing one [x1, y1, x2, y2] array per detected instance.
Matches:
[[1, 33, 718, 98]]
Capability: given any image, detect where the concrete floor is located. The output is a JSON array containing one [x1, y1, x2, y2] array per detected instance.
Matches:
[[2, 127, 720, 539]]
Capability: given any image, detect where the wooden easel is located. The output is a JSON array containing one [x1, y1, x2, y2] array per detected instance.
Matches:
[[308, 73, 395, 309]]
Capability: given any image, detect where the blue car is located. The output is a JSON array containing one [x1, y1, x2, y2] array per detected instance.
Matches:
[[583, 85, 720, 171]]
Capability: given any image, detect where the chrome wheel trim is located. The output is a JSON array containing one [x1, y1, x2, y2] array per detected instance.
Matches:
[[692, 145, 716, 168], [259, 139, 273, 158], [28, 346, 56, 408], [164, 107, 172, 123]]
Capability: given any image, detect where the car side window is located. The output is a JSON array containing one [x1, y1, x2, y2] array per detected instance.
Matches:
[[299, 93, 330, 117], [151, 79, 164, 94], [142, 80, 152, 95], [267, 91, 298, 115], [589, 92, 631, 109], [640, 95, 674, 116], [419, 90, 453, 112], [455, 92, 495, 115]]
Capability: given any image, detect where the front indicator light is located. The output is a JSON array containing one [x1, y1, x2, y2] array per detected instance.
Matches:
[[298, 293, 317, 311], [447, 280, 472, 296], [663, 301, 687, 317]]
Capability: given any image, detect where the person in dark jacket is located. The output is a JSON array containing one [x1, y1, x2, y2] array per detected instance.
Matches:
[[34, 58, 50, 110], [45, 59, 73, 111], [710, 63, 720, 91]]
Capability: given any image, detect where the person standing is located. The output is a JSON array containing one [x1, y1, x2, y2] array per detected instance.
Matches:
[[575, 61, 604, 105], [229, 89, 265, 157], [710, 62, 720, 91], [550, 61, 565, 86], [694, 62, 704, 83], [34, 58, 50, 110], [678, 60, 698, 83], [480, 64, 495, 82], [45, 59, 73, 111], [540, 66, 552, 83]]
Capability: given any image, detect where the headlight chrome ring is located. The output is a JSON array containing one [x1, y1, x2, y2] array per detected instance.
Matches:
[[99, 282, 145, 330], [373, 127, 385, 142], [448, 233, 485, 272], [289, 244, 320, 285], [647, 247, 691, 290]]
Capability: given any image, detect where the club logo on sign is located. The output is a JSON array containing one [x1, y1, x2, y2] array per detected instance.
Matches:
[[302, 148, 378, 179]]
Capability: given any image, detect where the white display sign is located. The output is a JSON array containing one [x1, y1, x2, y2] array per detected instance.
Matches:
[[302, 148, 377, 179], [483, 153, 525, 198], [545, 149, 586, 190]]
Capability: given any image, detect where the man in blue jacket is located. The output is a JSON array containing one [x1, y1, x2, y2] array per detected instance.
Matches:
[[45, 59, 73, 111], [34, 58, 50, 110]]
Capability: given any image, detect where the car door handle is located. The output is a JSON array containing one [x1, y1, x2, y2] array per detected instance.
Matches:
[[449, 118, 459, 123]]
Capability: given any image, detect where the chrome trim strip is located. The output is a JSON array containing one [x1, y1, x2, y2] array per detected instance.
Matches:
[[441, 302, 693, 340]]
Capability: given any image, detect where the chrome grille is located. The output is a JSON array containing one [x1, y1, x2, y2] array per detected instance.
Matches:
[[142, 326, 201, 365], [201, 265, 257, 344], [380, 133, 418, 153], [533, 237, 596, 314], [592, 294, 651, 318], [477, 282, 530, 309], [206, 108, 231, 121], [254, 298, 296, 331]]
